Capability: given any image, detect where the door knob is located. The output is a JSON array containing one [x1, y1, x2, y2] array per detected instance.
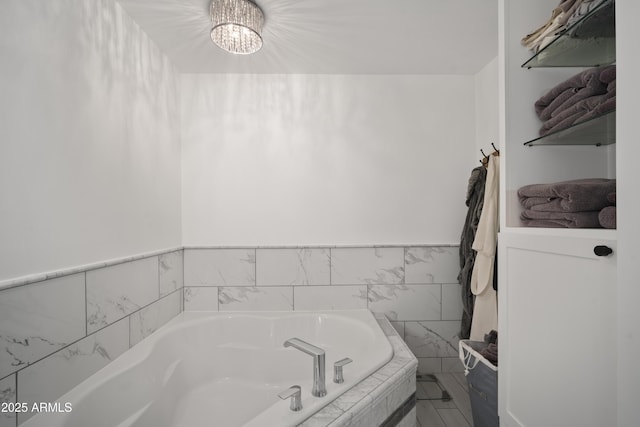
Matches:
[[593, 245, 613, 256]]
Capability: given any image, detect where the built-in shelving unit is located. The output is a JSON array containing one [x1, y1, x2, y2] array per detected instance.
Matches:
[[523, 110, 615, 147], [502, 0, 617, 230], [522, 0, 615, 68], [499, 2, 622, 424], [519, 0, 616, 152]]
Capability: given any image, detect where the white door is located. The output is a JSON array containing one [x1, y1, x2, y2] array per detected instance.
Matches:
[[498, 231, 616, 427]]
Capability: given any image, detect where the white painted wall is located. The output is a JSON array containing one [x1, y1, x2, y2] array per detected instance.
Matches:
[[475, 57, 500, 158], [181, 74, 476, 246], [0, 0, 182, 282]]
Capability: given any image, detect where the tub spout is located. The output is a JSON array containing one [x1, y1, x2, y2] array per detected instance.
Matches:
[[283, 338, 326, 397]]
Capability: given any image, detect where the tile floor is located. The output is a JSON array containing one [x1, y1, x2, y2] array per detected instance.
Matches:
[[415, 372, 473, 427]]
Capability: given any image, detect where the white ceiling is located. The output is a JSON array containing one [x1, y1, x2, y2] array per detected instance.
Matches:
[[117, 0, 498, 74]]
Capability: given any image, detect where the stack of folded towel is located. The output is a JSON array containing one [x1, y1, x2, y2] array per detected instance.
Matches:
[[518, 178, 616, 228], [535, 64, 616, 136], [598, 192, 616, 228], [522, 0, 610, 53]]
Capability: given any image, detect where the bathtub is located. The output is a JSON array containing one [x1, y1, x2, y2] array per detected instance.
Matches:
[[22, 310, 394, 427]]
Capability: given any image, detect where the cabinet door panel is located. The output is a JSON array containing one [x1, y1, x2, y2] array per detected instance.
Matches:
[[499, 232, 616, 427]]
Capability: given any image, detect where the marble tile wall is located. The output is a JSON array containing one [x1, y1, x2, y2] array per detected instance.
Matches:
[[183, 245, 464, 374], [0, 250, 183, 426]]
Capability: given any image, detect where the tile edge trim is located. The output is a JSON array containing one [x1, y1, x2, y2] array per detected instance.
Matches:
[[0, 246, 183, 292]]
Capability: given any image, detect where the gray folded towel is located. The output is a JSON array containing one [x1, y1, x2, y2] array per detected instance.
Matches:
[[540, 110, 589, 136], [518, 178, 616, 212], [548, 83, 607, 119], [598, 206, 616, 229], [573, 95, 615, 125], [539, 94, 606, 135], [598, 192, 616, 229], [539, 77, 615, 135], [521, 209, 601, 228], [535, 66, 612, 120], [538, 88, 581, 120], [600, 66, 616, 84], [520, 197, 554, 210]]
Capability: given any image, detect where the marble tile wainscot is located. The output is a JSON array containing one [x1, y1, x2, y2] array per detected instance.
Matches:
[[183, 245, 464, 374], [1, 244, 460, 426], [299, 315, 418, 427], [0, 249, 184, 427]]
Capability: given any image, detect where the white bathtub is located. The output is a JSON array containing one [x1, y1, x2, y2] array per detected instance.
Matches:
[[22, 310, 393, 427]]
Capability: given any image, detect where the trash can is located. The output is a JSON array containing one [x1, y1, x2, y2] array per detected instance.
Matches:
[[459, 340, 499, 427]]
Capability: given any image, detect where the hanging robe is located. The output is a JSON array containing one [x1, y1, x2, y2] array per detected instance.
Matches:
[[457, 166, 487, 339], [469, 154, 499, 341]]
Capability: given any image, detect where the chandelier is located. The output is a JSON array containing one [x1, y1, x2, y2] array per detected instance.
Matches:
[[210, 0, 264, 55]]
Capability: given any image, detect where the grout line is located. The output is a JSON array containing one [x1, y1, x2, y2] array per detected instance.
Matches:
[[157, 254, 161, 300], [184, 243, 460, 250], [181, 249, 185, 312], [328, 247, 333, 285], [182, 285, 218, 288], [0, 371, 14, 384], [127, 312, 132, 349], [13, 372, 18, 424], [403, 247, 407, 285], [440, 283, 444, 321], [84, 272, 88, 337], [366, 284, 370, 310], [253, 248, 257, 286]]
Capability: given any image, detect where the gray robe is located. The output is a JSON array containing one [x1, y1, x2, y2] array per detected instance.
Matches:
[[458, 166, 486, 339]]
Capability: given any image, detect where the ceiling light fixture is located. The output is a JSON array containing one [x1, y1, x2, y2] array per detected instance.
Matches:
[[210, 0, 264, 55]]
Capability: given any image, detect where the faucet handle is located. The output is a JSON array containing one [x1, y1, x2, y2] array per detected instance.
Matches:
[[278, 385, 303, 411], [333, 357, 353, 384]]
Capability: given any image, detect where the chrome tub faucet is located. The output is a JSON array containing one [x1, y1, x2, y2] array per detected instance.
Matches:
[[283, 338, 327, 397], [333, 357, 353, 384], [278, 385, 303, 411]]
